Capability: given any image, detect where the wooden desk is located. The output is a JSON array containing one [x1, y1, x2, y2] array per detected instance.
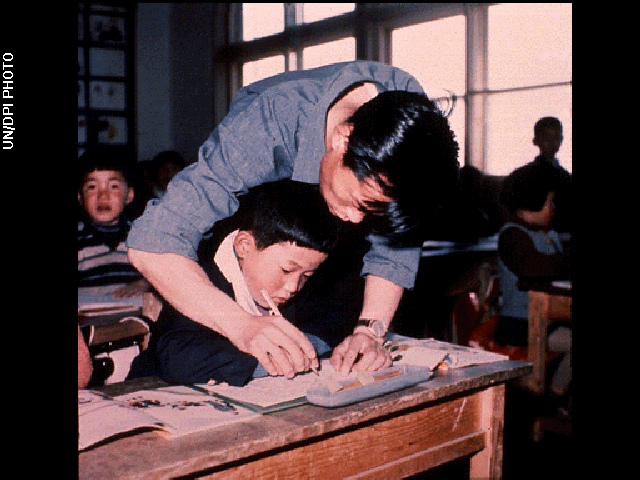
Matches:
[[79, 360, 530, 479]]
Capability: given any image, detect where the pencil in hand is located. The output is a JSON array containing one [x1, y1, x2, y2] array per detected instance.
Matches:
[[260, 289, 319, 375]]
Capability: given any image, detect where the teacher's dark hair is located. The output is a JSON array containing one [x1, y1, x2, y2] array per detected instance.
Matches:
[[343, 90, 460, 245]]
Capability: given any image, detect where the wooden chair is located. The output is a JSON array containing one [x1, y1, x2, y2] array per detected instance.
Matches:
[[451, 273, 561, 396]]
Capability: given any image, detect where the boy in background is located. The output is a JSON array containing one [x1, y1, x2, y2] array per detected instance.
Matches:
[[78, 148, 150, 298], [530, 116, 571, 233], [497, 162, 571, 397], [127, 180, 371, 386]]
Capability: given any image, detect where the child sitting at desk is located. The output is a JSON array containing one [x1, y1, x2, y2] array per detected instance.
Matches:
[[497, 162, 571, 397], [127, 180, 345, 386], [78, 148, 150, 298]]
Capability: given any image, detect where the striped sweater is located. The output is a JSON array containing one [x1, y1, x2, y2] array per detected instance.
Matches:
[[78, 215, 143, 288]]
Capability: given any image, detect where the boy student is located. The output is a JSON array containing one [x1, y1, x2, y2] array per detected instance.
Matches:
[[530, 116, 571, 233], [127, 180, 350, 386], [497, 162, 571, 397], [127, 61, 460, 378], [78, 148, 150, 298]]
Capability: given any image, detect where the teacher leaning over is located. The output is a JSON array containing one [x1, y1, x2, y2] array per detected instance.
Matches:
[[127, 61, 459, 378]]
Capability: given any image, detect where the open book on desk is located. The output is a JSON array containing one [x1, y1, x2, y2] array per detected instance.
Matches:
[[78, 387, 259, 451]]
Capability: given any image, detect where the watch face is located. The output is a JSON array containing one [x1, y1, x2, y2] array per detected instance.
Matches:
[[371, 320, 386, 337]]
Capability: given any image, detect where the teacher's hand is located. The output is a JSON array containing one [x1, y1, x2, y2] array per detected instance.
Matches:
[[329, 332, 392, 375], [235, 314, 318, 379]]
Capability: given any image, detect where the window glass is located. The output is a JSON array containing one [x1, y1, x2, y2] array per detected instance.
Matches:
[[303, 3, 355, 23], [392, 16, 466, 99], [392, 15, 466, 165], [486, 3, 572, 176], [488, 3, 572, 90], [302, 37, 356, 70], [242, 55, 285, 86], [486, 85, 572, 175], [243, 3, 284, 41]]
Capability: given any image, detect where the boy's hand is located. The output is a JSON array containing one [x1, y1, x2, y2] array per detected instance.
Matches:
[[238, 314, 318, 379], [113, 279, 151, 298], [329, 332, 392, 375]]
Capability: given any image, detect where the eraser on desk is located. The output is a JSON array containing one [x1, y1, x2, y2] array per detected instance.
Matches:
[[306, 365, 432, 408]]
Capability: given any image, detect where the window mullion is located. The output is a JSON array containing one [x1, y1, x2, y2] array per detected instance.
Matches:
[[284, 3, 303, 71], [465, 3, 488, 171]]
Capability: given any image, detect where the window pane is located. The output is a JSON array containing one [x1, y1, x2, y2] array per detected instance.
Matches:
[[243, 3, 284, 41], [242, 55, 285, 86], [488, 3, 572, 89], [447, 98, 465, 170], [302, 37, 355, 70], [392, 16, 466, 166], [486, 85, 572, 176], [392, 16, 466, 99], [303, 3, 355, 23]]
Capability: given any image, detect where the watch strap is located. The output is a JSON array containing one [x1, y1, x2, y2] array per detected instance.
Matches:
[[355, 318, 387, 339]]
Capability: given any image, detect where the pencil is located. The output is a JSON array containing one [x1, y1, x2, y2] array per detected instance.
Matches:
[[261, 289, 319, 375], [260, 289, 281, 316]]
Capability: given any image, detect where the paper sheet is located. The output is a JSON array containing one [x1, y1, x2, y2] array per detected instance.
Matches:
[[385, 334, 509, 369]]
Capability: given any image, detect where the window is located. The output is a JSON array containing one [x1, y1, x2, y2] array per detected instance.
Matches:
[[237, 3, 356, 88], [302, 37, 355, 70], [220, 3, 571, 177], [242, 3, 284, 41], [392, 15, 466, 167], [242, 55, 285, 86], [486, 3, 572, 175], [303, 3, 355, 24]]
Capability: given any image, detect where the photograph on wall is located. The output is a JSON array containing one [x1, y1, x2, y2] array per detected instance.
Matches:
[[90, 81, 126, 111], [90, 48, 125, 77], [89, 15, 126, 45], [97, 116, 127, 144]]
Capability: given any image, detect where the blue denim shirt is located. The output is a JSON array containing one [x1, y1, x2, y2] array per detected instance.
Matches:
[[127, 61, 423, 289]]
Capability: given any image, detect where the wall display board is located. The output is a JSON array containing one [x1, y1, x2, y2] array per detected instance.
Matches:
[[78, 3, 135, 158]]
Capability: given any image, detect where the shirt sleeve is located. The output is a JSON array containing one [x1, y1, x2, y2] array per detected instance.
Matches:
[[127, 92, 295, 261], [361, 233, 421, 290]]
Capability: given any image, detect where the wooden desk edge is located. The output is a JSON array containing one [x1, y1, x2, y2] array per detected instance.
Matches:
[[79, 361, 531, 479]]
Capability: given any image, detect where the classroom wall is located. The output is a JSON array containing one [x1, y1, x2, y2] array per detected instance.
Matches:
[[136, 3, 172, 162], [135, 3, 215, 164]]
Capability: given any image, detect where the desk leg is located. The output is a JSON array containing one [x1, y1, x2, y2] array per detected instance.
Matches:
[[470, 383, 505, 479], [527, 291, 550, 395]]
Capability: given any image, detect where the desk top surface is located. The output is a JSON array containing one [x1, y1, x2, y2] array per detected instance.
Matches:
[[79, 360, 530, 479], [519, 279, 572, 296]]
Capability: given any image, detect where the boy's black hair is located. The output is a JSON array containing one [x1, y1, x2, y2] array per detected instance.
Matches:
[[342, 90, 460, 246], [534, 116, 562, 138], [151, 150, 187, 181], [500, 162, 555, 214], [235, 180, 341, 254], [78, 147, 133, 191]]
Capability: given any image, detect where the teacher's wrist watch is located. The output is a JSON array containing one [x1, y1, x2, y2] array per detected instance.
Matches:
[[355, 318, 387, 343]]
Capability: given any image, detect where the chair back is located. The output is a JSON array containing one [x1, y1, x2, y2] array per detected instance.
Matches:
[[451, 262, 500, 346]]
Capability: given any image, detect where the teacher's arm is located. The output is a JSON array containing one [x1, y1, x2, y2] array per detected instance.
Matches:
[[128, 249, 317, 377], [330, 234, 420, 374]]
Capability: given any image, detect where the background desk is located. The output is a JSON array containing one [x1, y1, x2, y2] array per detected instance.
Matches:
[[79, 360, 530, 479]]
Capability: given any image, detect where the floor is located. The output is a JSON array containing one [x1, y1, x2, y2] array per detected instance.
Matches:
[[409, 383, 573, 479], [501, 385, 572, 479]]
